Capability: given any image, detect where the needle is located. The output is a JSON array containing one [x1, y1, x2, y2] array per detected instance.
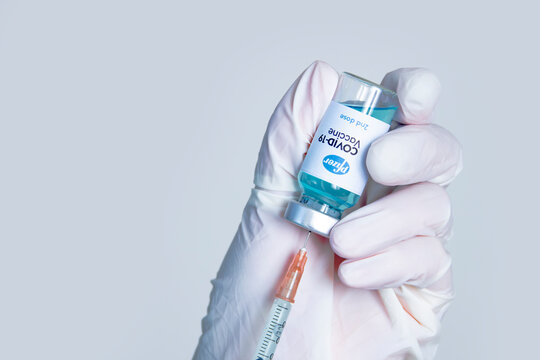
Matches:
[[302, 231, 311, 249]]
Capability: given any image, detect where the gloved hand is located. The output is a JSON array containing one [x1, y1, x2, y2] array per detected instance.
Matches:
[[193, 61, 462, 360]]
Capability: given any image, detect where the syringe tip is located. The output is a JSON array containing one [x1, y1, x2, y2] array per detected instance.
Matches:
[[276, 247, 308, 303]]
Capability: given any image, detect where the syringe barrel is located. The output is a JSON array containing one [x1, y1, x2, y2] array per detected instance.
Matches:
[[253, 248, 307, 359], [253, 297, 292, 360]]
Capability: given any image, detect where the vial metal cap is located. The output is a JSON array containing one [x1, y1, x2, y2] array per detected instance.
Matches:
[[284, 200, 339, 237]]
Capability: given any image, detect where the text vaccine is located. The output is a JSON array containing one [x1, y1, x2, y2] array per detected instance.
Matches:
[[284, 72, 399, 236]]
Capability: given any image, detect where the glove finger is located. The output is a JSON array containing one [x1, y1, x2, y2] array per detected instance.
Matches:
[[366, 124, 463, 187], [381, 68, 441, 125], [330, 182, 452, 260], [338, 236, 452, 290], [254, 61, 339, 193]]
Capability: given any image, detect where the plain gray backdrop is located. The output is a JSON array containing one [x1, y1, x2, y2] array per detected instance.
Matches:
[[1, 0, 538, 359]]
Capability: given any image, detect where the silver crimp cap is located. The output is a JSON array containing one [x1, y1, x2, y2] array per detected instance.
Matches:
[[284, 200, 339, 237]]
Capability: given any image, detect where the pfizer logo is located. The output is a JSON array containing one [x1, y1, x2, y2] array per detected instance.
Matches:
[[322, 155, 350, 175]]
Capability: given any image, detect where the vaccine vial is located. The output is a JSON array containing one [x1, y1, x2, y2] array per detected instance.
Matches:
[[284, 72, 399, 237]]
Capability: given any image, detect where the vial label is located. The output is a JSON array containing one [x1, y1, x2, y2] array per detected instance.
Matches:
[[301, 101, 391, 195]]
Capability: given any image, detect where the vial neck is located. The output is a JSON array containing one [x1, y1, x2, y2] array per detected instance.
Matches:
[[298, 195, 341, 219]]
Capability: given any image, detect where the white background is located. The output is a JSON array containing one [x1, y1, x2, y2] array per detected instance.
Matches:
[[1, 1, 538, 359]]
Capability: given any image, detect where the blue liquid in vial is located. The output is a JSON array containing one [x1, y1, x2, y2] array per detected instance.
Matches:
[[298, 104, 397, 216]]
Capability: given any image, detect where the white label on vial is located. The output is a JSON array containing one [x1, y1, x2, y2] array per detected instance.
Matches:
[[300, 101, 391, 195]]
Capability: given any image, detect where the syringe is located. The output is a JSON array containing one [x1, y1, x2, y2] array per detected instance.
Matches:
[[252, 232, 310, 360]]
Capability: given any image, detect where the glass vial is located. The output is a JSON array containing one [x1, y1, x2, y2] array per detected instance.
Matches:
[[284, 72, 399, 237]]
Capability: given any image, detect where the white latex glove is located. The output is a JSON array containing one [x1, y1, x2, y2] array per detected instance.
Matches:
[[193, 61, 462, 360]]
